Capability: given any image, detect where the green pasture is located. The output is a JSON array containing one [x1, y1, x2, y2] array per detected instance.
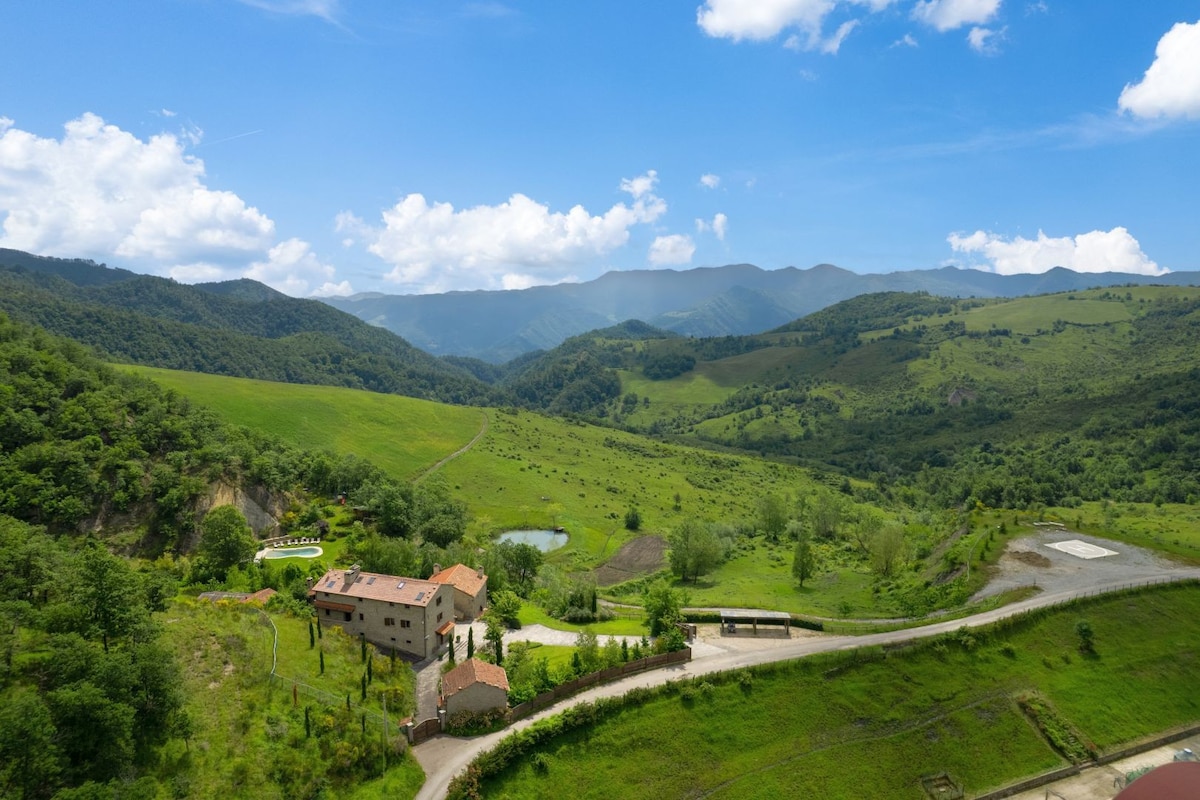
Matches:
[[123, 365, 483, 480], [959, 295, 1132, 333], [480, 583, 1200, 799], [604, 539, 880, 619], [159, 599, 423, 799], [440, 408, 821, 567]]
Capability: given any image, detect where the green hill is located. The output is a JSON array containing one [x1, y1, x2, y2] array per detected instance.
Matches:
[[0, 250, 497, 406]]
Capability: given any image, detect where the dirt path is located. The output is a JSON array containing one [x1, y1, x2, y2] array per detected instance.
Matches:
[[412, 570, 1200, 800], [416, 410, 488, 482]]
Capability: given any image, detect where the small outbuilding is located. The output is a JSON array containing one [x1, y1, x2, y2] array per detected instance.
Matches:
[[440, 658, 510, 716], [429, 563, 488, 621]]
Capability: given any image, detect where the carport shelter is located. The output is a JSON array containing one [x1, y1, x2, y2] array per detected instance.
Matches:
[[717, 608, 791, 636]]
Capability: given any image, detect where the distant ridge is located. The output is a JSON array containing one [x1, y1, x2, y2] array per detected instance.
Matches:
[[322, 263, 1200, 362]]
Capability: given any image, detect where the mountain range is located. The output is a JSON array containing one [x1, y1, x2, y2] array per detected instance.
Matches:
[[322, 263, 1200, 362]]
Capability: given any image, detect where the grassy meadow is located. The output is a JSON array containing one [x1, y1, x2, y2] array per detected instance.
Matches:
[[124, 366, 485, 480], [477, 582, 1200, 799], [438, 407, 824, 565]]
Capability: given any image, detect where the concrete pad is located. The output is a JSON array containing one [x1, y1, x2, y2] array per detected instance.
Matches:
[[1046, 540, 1119, 559]]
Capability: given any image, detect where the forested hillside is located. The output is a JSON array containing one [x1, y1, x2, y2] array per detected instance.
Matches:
[[510, 288, 1200, 512], [0, 311, 479, 798], [0, 252, 496, 405]]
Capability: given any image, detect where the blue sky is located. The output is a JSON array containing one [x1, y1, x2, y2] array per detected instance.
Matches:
[[1, 1, 1198, 296]]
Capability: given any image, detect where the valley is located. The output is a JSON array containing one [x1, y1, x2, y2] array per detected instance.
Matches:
[[3, 251, 1200, 800]]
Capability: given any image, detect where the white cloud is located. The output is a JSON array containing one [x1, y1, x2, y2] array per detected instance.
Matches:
[[0, 113, 345, 298], [947, 227, 1164, 275], [891, 33, 919, 47], [0, 113, 274, 267], [967, 25, 1004, 54], [820, 20, 860, 54], [345, 171, 669, 292], [700, 173, 721, 189], [712, 212, 729, 240], [620, 169, 659, 200], [648, 234, 696, 266], [1118, 20, 1200, 120], [238, 0, 341, 22], [697, 0, 893, 51], [695, 212, 729, 241], [246, 237, 349, 297], [912, 0, 1001, 32]]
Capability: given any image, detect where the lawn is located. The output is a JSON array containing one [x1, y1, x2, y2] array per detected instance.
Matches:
[[517, 601, 646, 637], [477, 582, 1200, 799]]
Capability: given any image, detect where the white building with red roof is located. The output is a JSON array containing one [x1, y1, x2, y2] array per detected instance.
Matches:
[[429, 563, 488, 621], [440, 658, 509, 716], [309, 565, 453, 660]]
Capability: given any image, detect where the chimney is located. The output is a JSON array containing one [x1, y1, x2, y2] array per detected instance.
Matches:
[[476, 566, 485, 579], [433, 563, 442, 577], [305, 577, 314, 590], [346, 564, 361, 584]]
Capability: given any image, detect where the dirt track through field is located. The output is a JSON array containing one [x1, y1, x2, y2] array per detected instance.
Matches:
[[416, 410, 488, 482]]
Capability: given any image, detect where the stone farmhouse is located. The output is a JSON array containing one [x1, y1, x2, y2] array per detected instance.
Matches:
[[440, 658, 509, 716], [309, 565, 454, 660], [429, 563, 488, 621]]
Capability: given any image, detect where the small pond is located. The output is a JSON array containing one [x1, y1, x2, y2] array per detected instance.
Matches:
[[497, 530, 568, 552], [263, 546, 324, 559]]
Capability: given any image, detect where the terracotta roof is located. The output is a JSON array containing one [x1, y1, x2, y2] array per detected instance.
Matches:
[[436, 619, 455, 636], [311, 567, 445, 607], [441, 658, 509, 697], [1116, 761, 1200, 800], [243, 588, 277, 605], [429, 563, 487, 598]]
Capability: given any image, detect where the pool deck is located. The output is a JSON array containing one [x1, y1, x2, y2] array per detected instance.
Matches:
[[253, 540, 324, 562]]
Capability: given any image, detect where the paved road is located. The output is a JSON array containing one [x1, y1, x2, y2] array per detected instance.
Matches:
[[412, 571, 1200, 800]]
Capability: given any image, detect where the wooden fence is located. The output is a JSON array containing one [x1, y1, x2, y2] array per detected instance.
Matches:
[[509, 648, 691, 721]]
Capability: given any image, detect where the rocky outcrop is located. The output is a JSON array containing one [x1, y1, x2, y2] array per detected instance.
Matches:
[[195, 482, 290, 538]]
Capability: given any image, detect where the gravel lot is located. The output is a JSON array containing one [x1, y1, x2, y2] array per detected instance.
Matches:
[[973, 528, 1188, 601]]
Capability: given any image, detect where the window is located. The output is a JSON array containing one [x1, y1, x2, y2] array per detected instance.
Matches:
[[358, 613, 364, 621], [437, 595, 443, 606], [400, 619, 411, 629], [324, 609, 330, 616], [384, 618, 395, 626], [343, 612, 351, 622], [437, 612, 443, 623]]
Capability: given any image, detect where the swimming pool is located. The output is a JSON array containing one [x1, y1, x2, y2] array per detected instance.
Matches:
[[262, 546, 323, 559]]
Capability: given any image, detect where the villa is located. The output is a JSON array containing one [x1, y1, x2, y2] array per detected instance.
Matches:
[[308, 564, 453, 660]]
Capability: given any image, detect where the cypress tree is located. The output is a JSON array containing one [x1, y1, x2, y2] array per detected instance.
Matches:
[[467, 627, 475, 659], [319, 649, 325, 674], [309, 619, 315, 648]]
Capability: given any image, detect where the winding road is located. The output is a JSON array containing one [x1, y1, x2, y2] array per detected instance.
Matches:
[[412, 570, 1200, 800]]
